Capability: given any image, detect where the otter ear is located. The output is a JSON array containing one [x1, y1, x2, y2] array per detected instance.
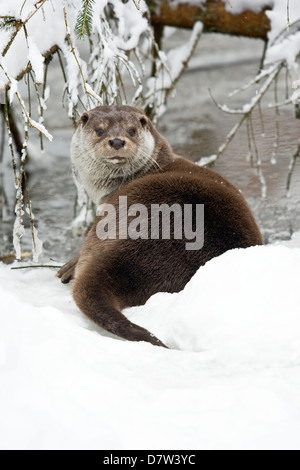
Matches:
[[140, 117, 147, 128], [81, 113, 89, 126]]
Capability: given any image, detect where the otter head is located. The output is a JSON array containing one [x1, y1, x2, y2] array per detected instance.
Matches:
[[71, 105, 170, 205]]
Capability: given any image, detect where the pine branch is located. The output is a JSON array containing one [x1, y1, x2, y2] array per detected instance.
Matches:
[[0, 16, 21, 31], [75, 0, 95, 39]]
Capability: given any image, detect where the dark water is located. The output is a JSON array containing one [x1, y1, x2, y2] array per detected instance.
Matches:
[[1, 33, 300, 260]]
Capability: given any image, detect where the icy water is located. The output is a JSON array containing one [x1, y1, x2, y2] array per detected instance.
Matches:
[[1, 33, 300, 261]]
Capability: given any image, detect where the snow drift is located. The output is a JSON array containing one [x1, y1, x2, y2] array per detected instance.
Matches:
[[1, 244, 300, 450]]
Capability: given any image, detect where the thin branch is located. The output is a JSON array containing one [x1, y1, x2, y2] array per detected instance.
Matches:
[[3, 93, 18, 186], [56, 48, 67, 83], [229, 66, 276, 98], [3, 93, 25, 260], [248, 114, 258, 162], [164, 22, 203, 104], [211, 64, 282, 115], [29, 70, 44, 149], [1, 0, 48, 57], [271, 75, 280, 164], [214, 113, 248, 162], [0, 61, 53, 140], [246, 116, 254, 166], [11, 264, 62, 270], [249, 114, 267, 198], [132, 0, 141, 10], [62, 1, 102, 104], [23, 0, 48, 26], [258, 102, 265, 137], [259, 39, 268, 72], [1, 21, 22, 57], [82, 1, 90, 36], [287, 143, 300, 194]]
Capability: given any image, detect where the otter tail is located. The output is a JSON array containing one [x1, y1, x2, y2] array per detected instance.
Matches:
[[72, 278, 166, 348]]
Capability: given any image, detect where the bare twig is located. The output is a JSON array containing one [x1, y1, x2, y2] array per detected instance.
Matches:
[[3, 93, 25, 259], [62, 1, 102, 104], [215, 113, 248, 162], [11, 264, 62, 270], [271, 75, 280, 164], [1, 21, 22, 57], [132, 0, 141, 10], [249, 114, 267, 198], [211, 65, 282, 115], [1, 0, 48, 57], [56, 48, 66, 83], [164, 22, 202, 104], [23, 0, 48, 25], [0, 61, 53, 140], [287, 143, 300, 194]]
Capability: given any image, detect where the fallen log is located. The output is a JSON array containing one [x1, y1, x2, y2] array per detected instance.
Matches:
[[149, 0, 272, 40]]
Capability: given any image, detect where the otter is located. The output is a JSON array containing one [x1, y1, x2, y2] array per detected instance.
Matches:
[[57, 106, 263, 348]]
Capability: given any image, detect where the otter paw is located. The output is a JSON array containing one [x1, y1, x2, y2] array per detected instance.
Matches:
[[56, 254, 80, 284]]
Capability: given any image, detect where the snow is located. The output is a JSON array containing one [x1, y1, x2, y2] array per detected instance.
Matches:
[[226, 0, 274, 15], [167, 0, 206, 9], [27, 36, 44, 84], [1, 244, 300, 450], [0, 1, 70, 83], [168, 0, 273, 16], [267, 0, 299, 43], [266, 0, 300, 74]]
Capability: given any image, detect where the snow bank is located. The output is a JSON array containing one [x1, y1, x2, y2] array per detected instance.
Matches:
[[128, 246, 300, 367], [1, 244, 300, 450]]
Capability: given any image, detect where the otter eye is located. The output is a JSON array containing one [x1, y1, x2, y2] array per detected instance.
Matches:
[[140, 117, 147, 127], [81, 113, 89, 125], [96, 128, 104, 137], [128, 128, 136, 137]]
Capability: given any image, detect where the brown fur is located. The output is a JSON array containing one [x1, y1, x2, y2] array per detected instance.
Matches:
[[58, 107, 263, 348]]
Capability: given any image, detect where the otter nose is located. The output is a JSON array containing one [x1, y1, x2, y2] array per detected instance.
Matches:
[[109, 139, 125, 150]]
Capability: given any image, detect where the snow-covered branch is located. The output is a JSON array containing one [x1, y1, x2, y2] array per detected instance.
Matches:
[[149, 0, 272, 39]]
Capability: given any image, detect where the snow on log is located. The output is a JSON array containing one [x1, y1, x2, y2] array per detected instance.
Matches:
[[149, 0, 271, 39]]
